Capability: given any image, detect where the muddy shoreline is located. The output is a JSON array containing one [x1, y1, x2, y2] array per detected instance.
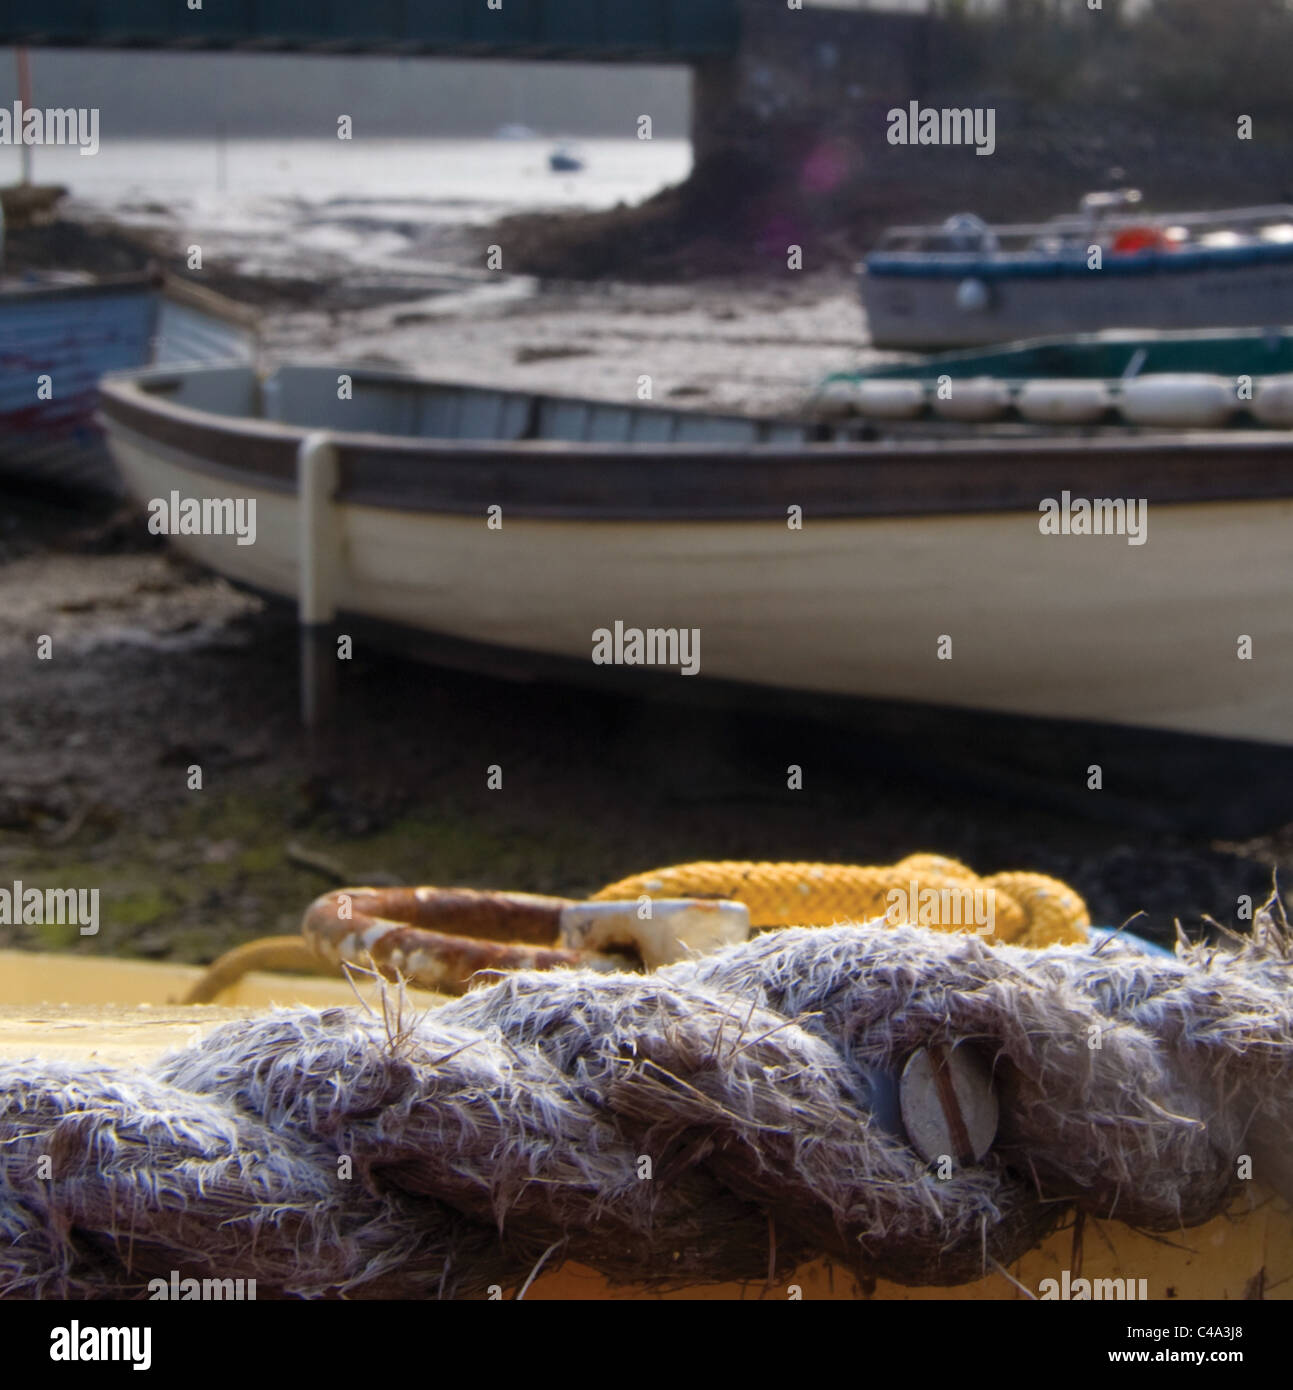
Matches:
[[2, 212, 1290, 967], [1, 487, 1288, 969]]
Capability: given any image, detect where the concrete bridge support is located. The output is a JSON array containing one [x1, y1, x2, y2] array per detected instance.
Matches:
[[689, 3, 934, 175]]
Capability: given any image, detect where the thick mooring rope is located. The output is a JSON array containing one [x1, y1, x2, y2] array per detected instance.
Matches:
[[3, 910, 1291, 1299]]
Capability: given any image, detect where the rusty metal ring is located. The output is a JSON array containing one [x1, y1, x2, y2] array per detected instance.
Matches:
[[301, 887, 750, 995]]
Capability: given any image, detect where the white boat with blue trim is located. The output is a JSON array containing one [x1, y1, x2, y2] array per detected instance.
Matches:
[[861, 191, 1293, 350]]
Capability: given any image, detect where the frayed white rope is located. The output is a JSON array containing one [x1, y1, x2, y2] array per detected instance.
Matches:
[[1, 913, 1291, 1299]]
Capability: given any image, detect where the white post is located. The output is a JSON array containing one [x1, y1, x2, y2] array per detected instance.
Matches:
[[297, 431, 341, 730]]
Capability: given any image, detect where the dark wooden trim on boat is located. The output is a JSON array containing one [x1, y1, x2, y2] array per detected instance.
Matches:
[[334, 433, 1293, 519], [99, 377, 1293, 520], [98, 387, 298, 485]]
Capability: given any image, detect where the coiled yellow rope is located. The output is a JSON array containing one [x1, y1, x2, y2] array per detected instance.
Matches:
[[594, 853, 1089, 948], [184, 853, 1090, 1003]]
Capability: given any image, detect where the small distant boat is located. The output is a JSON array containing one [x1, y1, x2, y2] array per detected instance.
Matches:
[[99, 361, 1293, 749], [495, 123, 537, 141], [549, 142, 585, 173], [819, 325, 1293, 429], [861, 190, 1293, 349], [0, 270, 257, 495]]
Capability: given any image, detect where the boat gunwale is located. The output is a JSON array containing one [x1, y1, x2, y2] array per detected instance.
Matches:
[[875, 203, 1293, 243], [0, 270, 162, 304], [863, 239, 1293, 278], [158, 271, 262, 333], [98, 365, 1293, 520]]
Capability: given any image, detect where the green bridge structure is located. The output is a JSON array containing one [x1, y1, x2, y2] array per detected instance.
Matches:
[[0, 1, 739, 62], [0, 2, 938, 165]]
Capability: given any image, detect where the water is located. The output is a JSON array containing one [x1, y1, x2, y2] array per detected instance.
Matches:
[[2, 136, 692, 282]]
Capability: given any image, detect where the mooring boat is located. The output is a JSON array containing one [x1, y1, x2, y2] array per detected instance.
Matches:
[[861, 191, 1293, 349], [98, 360, 1293, 749], [819, 324, 1293, 428], [0, 270, 256, 494], [548, 141, 585, 173]]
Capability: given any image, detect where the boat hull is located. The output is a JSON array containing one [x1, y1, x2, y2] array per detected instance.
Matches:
[[0, 276, 158, 493], [102, 401, 1293, 747], [0, 277, 257, 496], [862, 253, 1293, 349]]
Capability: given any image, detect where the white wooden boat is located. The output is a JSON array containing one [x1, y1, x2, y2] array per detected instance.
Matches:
[[97, 361, 1293, 756], [862, 191, 1293, 349]]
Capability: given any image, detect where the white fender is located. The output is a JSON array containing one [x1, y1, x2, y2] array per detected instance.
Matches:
[[930, 377, 1011, 423], [955, 277, 991, 312], [1016, 379, 1112, 425], [1118, 374, 1236, 428], [852, 380, 927, 420], [1251, 374, 1293, 426]]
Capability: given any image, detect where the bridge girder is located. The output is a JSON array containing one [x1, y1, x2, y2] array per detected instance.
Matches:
[[0, 1, 740, 64]]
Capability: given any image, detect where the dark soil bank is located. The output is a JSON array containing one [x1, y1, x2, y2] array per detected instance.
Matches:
[[496, 106, 1293, 282]]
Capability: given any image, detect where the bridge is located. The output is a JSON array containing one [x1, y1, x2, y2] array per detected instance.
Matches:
[[0, 2, 937, 167], [0, 0, 740, 63]]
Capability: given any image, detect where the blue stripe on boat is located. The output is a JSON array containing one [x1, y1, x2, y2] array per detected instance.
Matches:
[[0, 286, 158, 438], [865, 238, 1293, 279]]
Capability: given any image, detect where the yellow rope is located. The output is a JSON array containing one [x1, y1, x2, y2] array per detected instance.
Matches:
[[179, 935, 333, 1005], [593, 853, 1089, 948], [183, 854, 1090, 1005]]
